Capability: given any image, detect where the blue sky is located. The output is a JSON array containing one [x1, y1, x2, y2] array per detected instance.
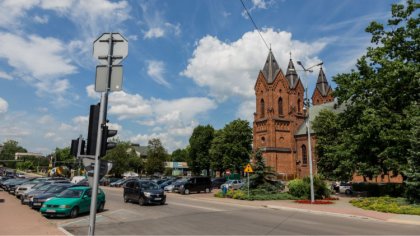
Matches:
[[0, 0, 398, 155]]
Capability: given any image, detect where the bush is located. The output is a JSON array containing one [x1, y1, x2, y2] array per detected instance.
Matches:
[[288, 176, 331, 199], [352, 182, 405, 197], [350, 196, 420, 215], [214, 189, 297, 201]]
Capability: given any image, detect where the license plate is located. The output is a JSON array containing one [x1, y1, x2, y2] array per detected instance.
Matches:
[[33, 203, 42, 206], [154, 198, 161, 200], [46, 209, 56, 213]]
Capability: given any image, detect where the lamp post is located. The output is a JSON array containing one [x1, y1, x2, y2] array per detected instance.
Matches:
[[297, 60, 323, 204]]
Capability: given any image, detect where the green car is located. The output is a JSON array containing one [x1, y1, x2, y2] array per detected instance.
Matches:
[[40, 186, 106, 218]]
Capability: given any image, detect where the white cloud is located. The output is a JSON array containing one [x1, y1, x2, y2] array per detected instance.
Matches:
[[0, 71, 13, 80], [86, 85, 100, 99], [0, 0, 39, 29], [37, 115, 55, 125], [140, 2, 181, 39], [33, 15, 49, 24], [147, 60, 170, 87], [127, 35, 138, 41], [108, 91, 153, 120], [144, 28, 165, 39], [0, 97, 8, 113]]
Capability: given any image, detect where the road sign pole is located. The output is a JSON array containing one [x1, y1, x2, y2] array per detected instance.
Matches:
[[88, 33, 114, 236], [247, 172, 249, 199]]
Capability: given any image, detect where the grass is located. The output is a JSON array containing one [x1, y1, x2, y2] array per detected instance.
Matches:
[[214, 189, 297, 201], [350, 196, 420, 215]]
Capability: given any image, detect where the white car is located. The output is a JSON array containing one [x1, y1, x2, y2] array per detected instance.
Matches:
[[221, 180, 244, 190], [15, 183, 37, 198], [164, 184, 174, 192]]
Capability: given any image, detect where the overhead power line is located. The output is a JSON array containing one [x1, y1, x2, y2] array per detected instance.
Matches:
[[240, 0, 270, 50]]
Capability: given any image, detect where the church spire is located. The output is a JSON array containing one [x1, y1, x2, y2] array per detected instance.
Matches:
[[285, 56, 299, 89], [315, 67, 331, 96], [261, 49, 280, 84]]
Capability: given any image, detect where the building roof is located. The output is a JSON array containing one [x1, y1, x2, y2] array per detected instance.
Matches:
[[314, 67, 332, 96], [130, 144, 149, 157], [285, 59, 300, 88], [295, 101, 346, 135], [261, 49, 281, 84]]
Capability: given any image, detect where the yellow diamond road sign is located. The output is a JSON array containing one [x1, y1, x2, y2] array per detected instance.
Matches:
[[244, 163, 253, 173]]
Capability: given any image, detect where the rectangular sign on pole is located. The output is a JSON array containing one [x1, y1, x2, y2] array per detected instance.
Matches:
[[95, 65, 123, 92]]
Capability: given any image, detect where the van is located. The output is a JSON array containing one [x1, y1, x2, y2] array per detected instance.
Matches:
[[180, 176, 212, 195]]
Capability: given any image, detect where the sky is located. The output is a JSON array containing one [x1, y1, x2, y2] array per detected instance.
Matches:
[[0, 0, 399, 155]]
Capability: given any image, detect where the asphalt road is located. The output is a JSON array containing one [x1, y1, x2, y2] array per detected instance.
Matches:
[[58, 187, 420, 235]]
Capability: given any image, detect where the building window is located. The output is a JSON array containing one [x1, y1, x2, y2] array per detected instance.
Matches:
[[302, 145, 307, 165], [278, 97, 283, 115], [260, 99, 265, 118], [297, 99, 301, 113]]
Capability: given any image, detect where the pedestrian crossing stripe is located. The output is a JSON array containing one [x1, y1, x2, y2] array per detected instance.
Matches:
[[244, 163, 253, 173]]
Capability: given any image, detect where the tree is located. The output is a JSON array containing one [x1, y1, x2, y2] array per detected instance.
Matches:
[[53, 147, 74, 167], [325, 0, 419, 181], [209, 119, 253, 173], [0, 140, 27, 168], [188, 125, 215, 175], [171, 148, 189, 162], [405, 103, 420, 203], [145, 138, 167, 175], [103, 141, 137, 177]]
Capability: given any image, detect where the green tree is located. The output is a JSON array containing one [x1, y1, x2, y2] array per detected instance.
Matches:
[[328, 0, 419, 181], [188, 125, 215, 175], [53, 147, 74, 168], [405, 103, 420, 203], [0, 140, 27, 168], [103, 142, 135, 177], [145, 138, 167, 175], [171, 148, 189, 162], [128, 148, 144, 174], [209, 119, 252, 173]]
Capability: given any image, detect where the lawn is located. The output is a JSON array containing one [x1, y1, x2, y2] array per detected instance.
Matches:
[[350, 196, 420, 215]]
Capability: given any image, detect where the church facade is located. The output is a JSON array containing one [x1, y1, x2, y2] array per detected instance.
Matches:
[[253, 50, 334, 179]]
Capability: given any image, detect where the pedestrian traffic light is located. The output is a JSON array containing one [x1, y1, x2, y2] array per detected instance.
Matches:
[[86, 103, 100, 155], [100, 125, 117, 157], [70, 138, 85, 157]]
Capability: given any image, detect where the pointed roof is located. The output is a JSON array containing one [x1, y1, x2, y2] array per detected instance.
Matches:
[[285, 58, 299, 88], [261, 49, 281, 84], [315, 67, 331, 96]]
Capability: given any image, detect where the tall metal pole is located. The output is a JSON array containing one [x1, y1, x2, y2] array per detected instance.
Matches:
[[297, 61, 323, 204], [88, 33, 113, 236]]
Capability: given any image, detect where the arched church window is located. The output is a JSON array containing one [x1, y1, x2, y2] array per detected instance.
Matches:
[[260, 99, 265, 118], [302, 145, 307, 165], [278, 97, 283, 116]]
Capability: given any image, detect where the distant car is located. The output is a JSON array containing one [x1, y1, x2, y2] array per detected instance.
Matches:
[[22, 180, 71, 205], [159, 179, 174, 189], [211, 177, 227, 189], [221, 180, 244, 190], [70, 176, 86, 184], [179, 176, 212, 195], [40, 186, 106, 218], [110, 179, 130, 187], [170, 179, 188, 193], [123, 180, 166, 205], [31, 183, 74, 209], [337, 182, 353, 195]]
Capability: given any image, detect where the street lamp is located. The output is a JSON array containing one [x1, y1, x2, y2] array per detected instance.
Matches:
[[297, 60, 323, 204]]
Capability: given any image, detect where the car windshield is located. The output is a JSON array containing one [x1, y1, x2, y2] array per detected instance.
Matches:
[[140, 182, 159, 190], [37, 184, 51, 191], [46, 185, 68, 193], [57, 189, 84, 198]]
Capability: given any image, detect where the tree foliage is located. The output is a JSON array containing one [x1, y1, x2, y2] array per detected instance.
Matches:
[[188, 125, 215, 175], [104, 141, 141, 177], [0, 140, 27, 168], [145, 138, 167, 175], [171, 148, 189, 162], [209, 119, 253, 173], [314, 1, 419, 183]]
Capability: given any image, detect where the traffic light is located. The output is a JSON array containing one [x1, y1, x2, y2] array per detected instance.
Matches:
[[70, 138, 85, 157], [86, 103, 100, 155], [100, 125, 118, 157]]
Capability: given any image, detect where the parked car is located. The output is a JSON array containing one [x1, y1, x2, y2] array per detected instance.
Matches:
[[15, 177, 51, 198], [211, 177, 227, 189], [170, 179, 187, 193], [40, 186, 106, 218], [159, 179, 174, 190], [179, 176, 212, 195], [3, 178, 32, 194], [337, 182, 353, 195], [110, 178, 131, 187], [21, 179, 71, 205], [31, 183, 74, 209], [123, 180, 166, 205], [221, 179, 244, 190]]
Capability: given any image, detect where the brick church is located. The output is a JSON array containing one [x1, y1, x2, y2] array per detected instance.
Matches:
[[253, 50, 335, 179]]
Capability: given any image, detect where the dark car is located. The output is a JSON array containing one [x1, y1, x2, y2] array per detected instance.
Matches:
[[22, 180, 71, 205], [123, 180, 166, 205], [179, 176, 212, 195], [211, 177, 227, 189], [159, 179, 174, 190], [3, 178, 31, 193], [31, 183, 74, 209]]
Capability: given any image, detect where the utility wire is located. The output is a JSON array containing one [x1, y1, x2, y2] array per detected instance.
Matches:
[[240, 0, 270, 50]]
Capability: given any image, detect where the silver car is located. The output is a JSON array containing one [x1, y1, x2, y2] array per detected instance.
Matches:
[[221, 180, 244, 190]]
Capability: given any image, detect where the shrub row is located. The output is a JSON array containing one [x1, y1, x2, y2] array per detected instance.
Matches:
[[351, 182, 405, 197], [287, 176, 331, 199], [214, 189, 296, 201], [350, 196, 420, 215]]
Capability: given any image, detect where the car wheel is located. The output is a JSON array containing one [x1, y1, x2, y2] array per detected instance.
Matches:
[[184, 189, 190, 195], [160, 199, 166, 205], [70, 207, 79, 218], [205, 188, 211, 193], [20, 196, 24, 205], [124, 194, 129, 203], [345, 189, 351, 195], [98, 202, 105, 212], [138, 197, 145, 206]]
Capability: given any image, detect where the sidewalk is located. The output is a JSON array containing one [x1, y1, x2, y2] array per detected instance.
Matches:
[[187, 191, 420, 226], [0, 190, 65, 235]]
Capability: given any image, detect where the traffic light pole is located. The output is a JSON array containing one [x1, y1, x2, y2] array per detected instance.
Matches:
[[88, 33, 114, 236]]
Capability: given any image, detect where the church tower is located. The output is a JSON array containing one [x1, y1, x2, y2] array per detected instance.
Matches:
[[311, 67, 334, 105], [253, 50, 305, 179]]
